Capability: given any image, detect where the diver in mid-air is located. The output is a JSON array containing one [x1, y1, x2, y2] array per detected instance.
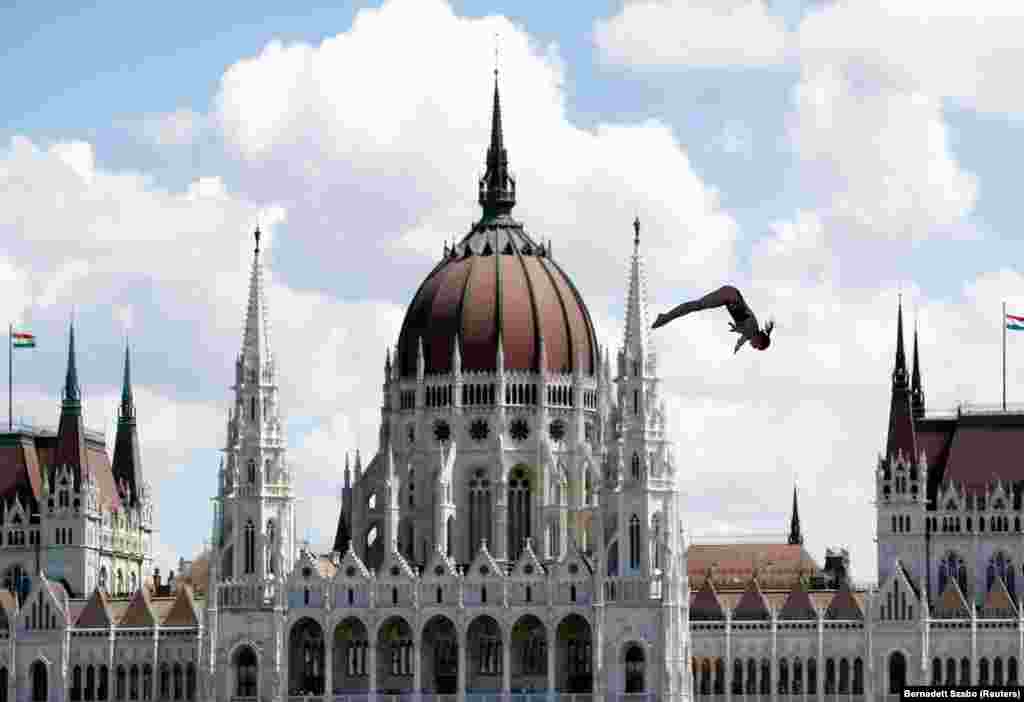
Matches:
[[652, 285, 774, 353]]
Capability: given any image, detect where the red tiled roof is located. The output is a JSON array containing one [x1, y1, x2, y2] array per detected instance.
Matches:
[[778, 580, 818, 620], [120, 587, 157, 627], [688, 544, 819, 589], [690, 580, 725, 621], [162, 585, 199, 627], [943, 424, 1024, 488], [732, 579, 771, 620], [933, 577, 970, 619], [76, 588, 113, 628], [0, 429, 122, 512], [825, 581, 863, 620], [980, 577, 1017, 619]]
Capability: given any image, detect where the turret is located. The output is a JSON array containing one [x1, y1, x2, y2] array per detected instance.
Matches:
[[911, 321, 925, 419]]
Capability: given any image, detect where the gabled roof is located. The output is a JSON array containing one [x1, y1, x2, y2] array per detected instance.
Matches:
[[686, 543, 819, 590], [335, 544, 372, 580], [120, 587, 157, 627], [778, 579, 818, 620], [825, 580, 864, 620], [162, 584, 199, 626], [933, 577, 971, 619], [690, 579, 725, 621], [980, 576, 1017, 619], [551, 540, 593, 579], [75, 588, 113, 628], [377, 548, 416, 580], [509, 538, 545, 578], [896, 561, 921, 600], [732, 578, 771, 621], [422, 545, 458, 579], [466, 540, 505, 579]]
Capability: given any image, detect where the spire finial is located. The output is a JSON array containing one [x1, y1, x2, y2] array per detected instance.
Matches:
[[479, 65, 515, 218], [63, 320, 80, 404], [254, 225, 261, 255], [788, 483, 803, 546], [120, 342, 134, 420], [494, 32, 499, 79], [633, 216, 640, 247]]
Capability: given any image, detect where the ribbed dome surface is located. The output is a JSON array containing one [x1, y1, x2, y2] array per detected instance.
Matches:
[[397, 215, 597, 378]]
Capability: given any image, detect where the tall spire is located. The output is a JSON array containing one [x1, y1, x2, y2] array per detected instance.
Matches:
[[113, 342, 144, 507], [63, 322, 80, 406], [788, 485, 803, 546], [55, 323, 89, 493], [886, 295, 917, 462], [120, 343, 135, 420], [478, 70, 516, 218], [911, 319, 925, 419], [242, 226, 272, 368], [623, 216, 652, 358]]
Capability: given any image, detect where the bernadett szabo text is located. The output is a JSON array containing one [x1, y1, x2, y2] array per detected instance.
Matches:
[[903, 688, 1024, 699]]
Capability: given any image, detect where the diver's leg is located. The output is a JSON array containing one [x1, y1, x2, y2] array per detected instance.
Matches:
[[652, 286, 742, 328]]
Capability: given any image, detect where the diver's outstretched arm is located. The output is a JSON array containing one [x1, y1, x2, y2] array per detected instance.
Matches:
[[652, 285, 744, 329]]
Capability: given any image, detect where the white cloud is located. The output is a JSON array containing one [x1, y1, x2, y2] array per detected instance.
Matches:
[[214, 0, 738, 298], [594, 0, 790, 68], [798, 1, 1024, 115], [137, 108, 208, 147], [791, 64, 978, 241]]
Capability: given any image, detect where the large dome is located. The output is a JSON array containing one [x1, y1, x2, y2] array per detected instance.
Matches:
[[396, 77, 598, 379]]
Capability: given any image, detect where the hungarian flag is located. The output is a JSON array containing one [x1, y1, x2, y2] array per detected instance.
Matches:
[[11, 331, 35, 348], [1008, 314, 1024, 332]]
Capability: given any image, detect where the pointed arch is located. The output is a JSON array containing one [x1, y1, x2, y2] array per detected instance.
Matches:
[[631, 452, 640, 480], [507, 465, 532, 560], [628, 515, 641, 571], [244, 520, 255, 574]]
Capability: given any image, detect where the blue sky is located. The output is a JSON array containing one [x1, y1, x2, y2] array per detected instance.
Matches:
[[4, 0, 1024, 581]]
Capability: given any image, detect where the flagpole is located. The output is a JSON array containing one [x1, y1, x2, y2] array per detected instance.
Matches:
[[1003, 301, 1007, 411], [8, 322, 11, 432]]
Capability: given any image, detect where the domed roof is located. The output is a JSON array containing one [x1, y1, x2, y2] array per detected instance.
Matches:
[[396, 76, 598, 379]]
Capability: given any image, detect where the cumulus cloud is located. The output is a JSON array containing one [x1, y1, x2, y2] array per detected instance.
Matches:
[[790, 64, 978, 242], [593, 0, 790, 68], [214, 0, 738, 300], [798, 1, 1024, 115]]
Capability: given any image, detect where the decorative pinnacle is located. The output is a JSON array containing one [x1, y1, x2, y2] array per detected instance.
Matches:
[[633, 216, 640, 248], [254, 226, 261, 255]]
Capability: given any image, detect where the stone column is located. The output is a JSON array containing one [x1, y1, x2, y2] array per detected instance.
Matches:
[[369, 638, 377, 702], [503, 630, 512, 699], [495, 486, 508, 562], [413, 639, 421, 702], [324, 633, 334, 698], [457, 626, 467, 702], [547, 624, 557, 702]]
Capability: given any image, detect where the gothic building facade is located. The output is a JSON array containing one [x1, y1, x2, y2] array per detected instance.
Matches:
[[5, 74, 1024, 702]]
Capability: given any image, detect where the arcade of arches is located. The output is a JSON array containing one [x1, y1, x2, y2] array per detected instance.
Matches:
[[262, 613, 616, 696], [690, 652, 1023, 696]]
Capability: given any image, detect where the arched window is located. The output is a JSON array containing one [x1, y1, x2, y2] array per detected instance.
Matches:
[[31, 661, 47, 702], [629, 515, 641, 570], [72, 666, 82, 702], [468, 470, 492, 559], [266, 520, 277, 575], [746, 659, 757, 695], [732, 659, 743, 695], [142, 665, 152, 701], [807, 658, 817, 695], [249, 396, 256, 421], [116, 666, 126, 701], [889, 652, 907, 695], [651, 514, 662, 571], [130, 665, 139, 701], [778, 658, 789, 695], [247, 459, 256, 484], [961, 657, 971, 686], [793, 659, 803, 695], [507, 467, 532, 560], [173, 664, 183, 700], [235, 647, 258, 697], [932, 657, 942, 686], [98, 665, 109, 701], [264, 459, 272, 484], [445, 515, 454, 557], [979, 658, 990, 686], [1010, 657, 1019, 685], [839, 658, 850, 694], [853, 658, 864, 694], [244, 520, 255, 574], [631, 453, 641, 480], [158, 665, 170, 699]]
